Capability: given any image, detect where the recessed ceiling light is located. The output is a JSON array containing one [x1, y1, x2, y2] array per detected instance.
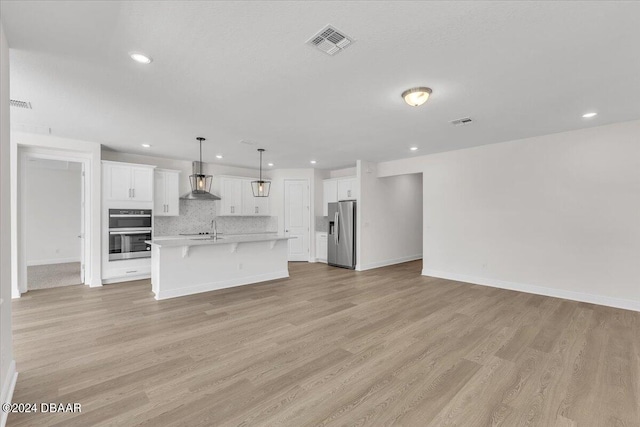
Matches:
[[141, 144, 151, 148], [582, 112, 597, 118], [402, 87, 432, 107], [410, 146, 418, 151], [130, 52, 153, 64], [267, 163, 274, 167], [216, 154, 223, 159], [310, 160, 317, 164]]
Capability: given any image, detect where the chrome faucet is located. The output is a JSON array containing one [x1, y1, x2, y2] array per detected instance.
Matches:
[[211, 219, 218, 239]]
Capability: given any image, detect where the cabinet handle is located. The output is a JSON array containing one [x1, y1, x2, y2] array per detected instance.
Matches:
[[348, 190, 351, 197], [231, 206, 234, 214], [132, 188, 135, 198], [255, 206, 258, 214]]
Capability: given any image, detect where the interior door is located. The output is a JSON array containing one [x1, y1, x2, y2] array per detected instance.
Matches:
[[284, 179, 309, 261]]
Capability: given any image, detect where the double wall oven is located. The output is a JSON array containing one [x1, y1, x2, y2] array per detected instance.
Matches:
[[108, 209, 152, 261]]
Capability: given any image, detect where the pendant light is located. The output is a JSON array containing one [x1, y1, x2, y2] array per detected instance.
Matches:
[[182, 137, 220, 200], [251, 149, 271, 197]]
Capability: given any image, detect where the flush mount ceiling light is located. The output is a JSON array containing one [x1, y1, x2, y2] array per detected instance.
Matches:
[[582, 112, 598, 118], [215, 154, 223, 159], [130, 52, 153, 64], [251, 149, 271, 197], [268, 163, 274, 167], [310, 160, 317, 164], [141, 144, 151, 148], [402, 87, 432, 107]]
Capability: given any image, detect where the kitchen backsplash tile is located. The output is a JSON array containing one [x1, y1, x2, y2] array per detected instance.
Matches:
[[316, 216, 329, 232], [154, 199, 277, 236]]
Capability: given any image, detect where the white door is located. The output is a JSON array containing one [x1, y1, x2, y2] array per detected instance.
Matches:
[[131, 167, 154, 201], [284, 179, 310, 261]]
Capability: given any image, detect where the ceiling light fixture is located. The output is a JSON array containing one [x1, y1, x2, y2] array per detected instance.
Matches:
[[402, 87, 432, 107], [130, 52, 153, 64], [410, 146, 418, 151], [310, 160, 317, 164], [141, 144, 151, 148], [181, 137, 220, 200], [251, 149, 271, 197], [582, 112, 597, 118], [268, 163, 274, 167], [216, 154, 223, 159]]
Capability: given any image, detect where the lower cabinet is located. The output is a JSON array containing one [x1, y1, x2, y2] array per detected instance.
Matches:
[[316, 232, 328, 263]]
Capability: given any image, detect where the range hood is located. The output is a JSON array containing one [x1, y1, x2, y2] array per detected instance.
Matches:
[[180, 137, 221, 201]]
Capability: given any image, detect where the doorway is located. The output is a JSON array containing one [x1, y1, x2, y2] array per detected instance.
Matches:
[[23, 157, 85, 290], [284, 179, 310, 261]]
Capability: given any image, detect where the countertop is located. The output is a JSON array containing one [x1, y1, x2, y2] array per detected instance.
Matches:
[[146, 234, 291, 248]]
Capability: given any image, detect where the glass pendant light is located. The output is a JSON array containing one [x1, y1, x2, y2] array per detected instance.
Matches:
[[251, 149, 271, 197], [188, 137, 214, 196]]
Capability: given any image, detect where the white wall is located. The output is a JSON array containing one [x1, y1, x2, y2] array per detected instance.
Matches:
[[1, 21, 17, 425], [329, 166, 356, 178], [357, 160, 423, 270], [378, 120, 640, 311], [25, 160, 82, 265]]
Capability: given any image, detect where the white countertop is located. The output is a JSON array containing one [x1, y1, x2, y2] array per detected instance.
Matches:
[[146, 234, 291, 248]]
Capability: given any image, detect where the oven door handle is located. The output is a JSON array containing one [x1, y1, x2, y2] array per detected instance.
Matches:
[[109, 231, 152, 235]]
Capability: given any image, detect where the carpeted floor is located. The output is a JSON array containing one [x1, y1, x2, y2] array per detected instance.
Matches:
[[27, 262, 82, 290]]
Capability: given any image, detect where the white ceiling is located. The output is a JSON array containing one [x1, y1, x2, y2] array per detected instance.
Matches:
[[2, 1, 639, 170]]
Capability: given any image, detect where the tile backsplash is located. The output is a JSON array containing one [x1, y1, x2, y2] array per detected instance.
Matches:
[[154, 200, 278, 236]]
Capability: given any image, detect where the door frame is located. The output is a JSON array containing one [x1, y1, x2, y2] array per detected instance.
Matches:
[[16, 148, 92, 295], [283, 178, 311, 262]]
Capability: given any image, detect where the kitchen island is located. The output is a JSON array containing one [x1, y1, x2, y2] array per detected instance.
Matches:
[[147, 234, 291, 300]]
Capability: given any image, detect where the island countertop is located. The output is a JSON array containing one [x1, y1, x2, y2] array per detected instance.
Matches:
[[146, 234, 292, 248]]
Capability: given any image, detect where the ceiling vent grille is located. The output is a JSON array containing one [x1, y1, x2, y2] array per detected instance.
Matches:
[[10, 99, 32, 109], [450, 117, 473, 126], [307, 25, 354, 56]]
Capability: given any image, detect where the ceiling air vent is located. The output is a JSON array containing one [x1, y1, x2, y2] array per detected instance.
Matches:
[[450, 117, 473, 126], [307, 25, 354, 56], [10, 99, 32, 109]]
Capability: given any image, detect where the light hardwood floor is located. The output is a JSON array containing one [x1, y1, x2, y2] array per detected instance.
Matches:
[[8, 261, 640, 426]]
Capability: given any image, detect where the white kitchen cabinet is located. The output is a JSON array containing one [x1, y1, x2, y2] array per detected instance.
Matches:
[[322, 176, 357, 216], [103, 161, 155, 202], [220, 177, 243, 215], [154, 169, 180, 216], [337, 177, 357, 201], [241, 179, 270, 216], [322, 179, 338, 216], [316, 232, 328, 263]]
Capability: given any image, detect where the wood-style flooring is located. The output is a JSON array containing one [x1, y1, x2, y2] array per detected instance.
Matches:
[[8, 261, 640, 426]]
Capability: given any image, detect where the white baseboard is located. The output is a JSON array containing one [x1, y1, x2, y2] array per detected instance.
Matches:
[[359, 254, 423, 271], [27, 257, 80, 267], [154, 270, 289, 300], [1, 360, 18, 427], [422, 269, 640, 312]]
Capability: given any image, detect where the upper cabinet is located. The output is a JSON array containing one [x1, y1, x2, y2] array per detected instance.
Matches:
[[219, 176, 271, 216], [154, 169, 180, 216], [337, 177, 358, 201], [103, 161, 155, 202], [323, 176, 357, 215]]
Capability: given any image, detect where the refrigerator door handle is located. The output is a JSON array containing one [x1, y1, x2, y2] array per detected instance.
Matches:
[[334, 211, 339, 245]]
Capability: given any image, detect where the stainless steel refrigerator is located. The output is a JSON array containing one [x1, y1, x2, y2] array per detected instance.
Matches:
[[328, 201, 356, 269]]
